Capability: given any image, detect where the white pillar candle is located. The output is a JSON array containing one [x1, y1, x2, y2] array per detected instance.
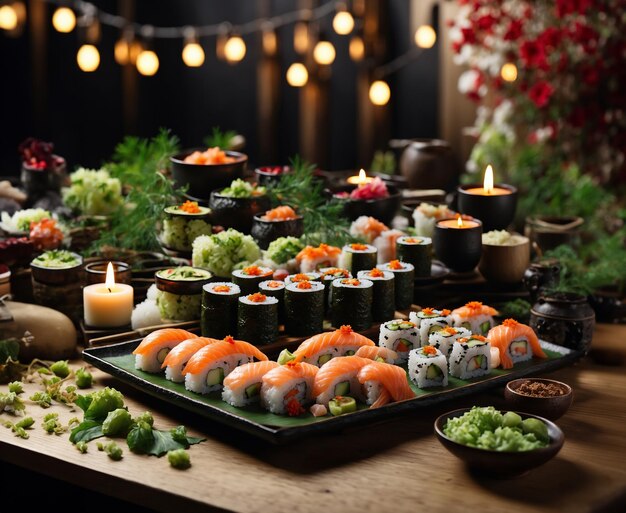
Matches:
[[83, 262, 133, 328]]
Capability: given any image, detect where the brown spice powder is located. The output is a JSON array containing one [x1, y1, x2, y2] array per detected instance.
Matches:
[[515, 380, 567, 397]]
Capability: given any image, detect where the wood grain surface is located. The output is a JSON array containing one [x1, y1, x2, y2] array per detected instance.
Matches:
[[1, 324, 625, 513]]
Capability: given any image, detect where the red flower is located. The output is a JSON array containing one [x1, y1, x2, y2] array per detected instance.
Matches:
[[539, 27, 563, 49], [520, 40, 549, 70], [556, 0, 592, 17], [504, 20, 523, 41], [528, 81, 554, 108], [476, 14, 497, 33]]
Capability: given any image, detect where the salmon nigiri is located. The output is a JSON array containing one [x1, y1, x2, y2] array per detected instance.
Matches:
[[294, 325, 375, 366], [161, 337, 217, 382], [488, 319, 546, 369], [355, 345, 399, 364], [313, 355, 371, 406], [358, 361, 416, 408], [133, 328, 195, 373], [296, 243, 342, 273], [183, 336, 269, 395], [261, 206, 298, 221], [261, 360, 319, 415], [222, 361, 281, 407]]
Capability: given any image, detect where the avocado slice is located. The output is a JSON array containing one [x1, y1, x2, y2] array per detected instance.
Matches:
[[206, 367, 225, 386], [334, 380, 350, 396], [461, 321, 471, 330], [277, 349, 296, 365], [480, 320, 491, 334], [345, 350, 355, 356], [329, 396, 357, 416], [426, 364, 443, 380], [245, 382, 261, 398], [157, 347, 170, 364], [467, 354, 486, 371], [318, 354, 332, 365], [510, 340, 528, 355]]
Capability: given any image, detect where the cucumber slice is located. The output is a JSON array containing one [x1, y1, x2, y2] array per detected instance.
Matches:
[[318, 354, 332, 365], [206, 367, 225, 386], [277, 349, 296, 365], [329, 396, 357, 416], [399, 322, 413, 330], [345, 350, 355, 356], [466, 339, 486, 348], [245, 382, 261, 398], [510, 340, 528, 355], [426, 364, 443, 380], [375, 356, 386, 363], [428, 324, 443, 335], [461, 321, 471, 330], [157, 347, 170, 364], [334, 381, 350, 396], [480, 320, 492, 334], [387, 323, 399, 331], [467, 354, 486, 371]]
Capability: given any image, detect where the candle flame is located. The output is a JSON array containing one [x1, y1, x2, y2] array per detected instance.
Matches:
[[105, 262, 115, 292], [483, 165, 494, 194], [457, 215, 464, 228], [358, 168, 367, 185]]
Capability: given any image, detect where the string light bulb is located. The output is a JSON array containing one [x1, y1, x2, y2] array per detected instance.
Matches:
[[369, 80, 390, 106], [333, 6, 354, 35], [349, 35, 364, 61], [181, 27, 204, 67], [76, 44, 100, 72], [500, 62, 518, 82], [286, 62, 308, 87], [0, 3, 18, 31], [224, 34, 246, 63], [414, 25, 436, 49], [52, 7, 76, 33], [136, 49, 159, 76], [262, 23, 277, 56], [313, 40, 336, 66], [293, 20, 310, 54]]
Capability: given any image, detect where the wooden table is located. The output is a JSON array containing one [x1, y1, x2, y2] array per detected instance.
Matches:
[[1, 324, 626, 513]]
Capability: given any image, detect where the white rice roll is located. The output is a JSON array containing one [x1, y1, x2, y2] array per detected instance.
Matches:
[[449, 335, 492, 380], [412, 203, 455, 238], [222, 361, 280, 407], [451, 312, 495, 335], [184, 352, 254, 395], [409, 308, 453, 346], [427, 326, 471, 357], [261, 362, 319, 415], [378, 319, 419, 363], [408, 346, 448, 388], [372, 229, 404, 264], [313, 356, 370, 406]]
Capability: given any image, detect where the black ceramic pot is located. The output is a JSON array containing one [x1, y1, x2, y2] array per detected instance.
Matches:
[[20, 157, 68, 197], [433, 218, 482, 273], [331, 184, 401, 226], [457, 184, 518, 232], [530, 292, 595, 354], [254, 166, 292, 186], [250, 215, 304, 250], [523, 259, 561, 302], [209, 191, 271, 234], [525, 216, 584, 254], [170, 150, 247, 201]]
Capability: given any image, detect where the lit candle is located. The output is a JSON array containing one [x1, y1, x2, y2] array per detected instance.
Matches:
[[347, 168, 374, 186], [83, 262, 133, 328], [437, 216, 480, 229], [464, 165, 513, 196], [434, 216, 483, 273]]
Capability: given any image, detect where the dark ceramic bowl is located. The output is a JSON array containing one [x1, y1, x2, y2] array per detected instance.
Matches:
[[331, 184, 401, 226], [250, 214, 304, 250], [170, 149, 247, 201], [209, 191, 271, 234], [505, 378, 573, 421], [30, 252, 84, 286], [457, 184, 518, 232], [155, 268, 213, 295], [254, 165, 292, 186], [434, 408, 564, 477]]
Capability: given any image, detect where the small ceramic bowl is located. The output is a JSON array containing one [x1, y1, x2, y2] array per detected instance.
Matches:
[[479, 233, 530, 285], [254, 165, 292, 186], [330, 184, 401, 226], [505, 378, 573, 420], [434, 408, 565, 477]]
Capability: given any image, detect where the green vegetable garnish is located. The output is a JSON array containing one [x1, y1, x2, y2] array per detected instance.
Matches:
[[7, 381, 23, 394], [0, 391, 25, 414], [220, 179, 266, 198], [277, 349, 296, 365], [42, 412, 67, 435], [102, 408, 133, 437], [83, 387, 125, 421], [134, 411, 154, 427], [76, 441, 88, 453], [50, 360, 70, 378], [104, 441, 123, 461], [502, 411, 522, 428], [126, 421, 155, 454], [62, 167, 123, 216], [329, 396, 357, 416], [521, 418, 549, 443], [15, 417, 34, 429], [75, 368, 93, 389], [32, 250, 80, 269], [29, 391, 52, 408], [167, 449, 191, 470], [266, 237, 305, 265]]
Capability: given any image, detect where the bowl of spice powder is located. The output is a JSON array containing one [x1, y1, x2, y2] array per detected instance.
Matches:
[[505, 378, 573, 421]]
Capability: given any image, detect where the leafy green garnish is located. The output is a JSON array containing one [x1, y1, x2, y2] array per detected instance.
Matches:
[[69, 420, 103, 442], [203, 126, 238, 151], [0, 339, 20, 363], [29, 391, 52, 408]]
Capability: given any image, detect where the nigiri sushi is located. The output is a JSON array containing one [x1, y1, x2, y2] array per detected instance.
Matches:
[[293, 325, 375, 366], [450, 301, 498, 335], [313, 355, 371, 406], [132, 328, 195, 372], [372, 229, 404, 263], [261, 360, 319, 415], [488, 318, 547, 369], [222, 360, 281, 407], [355, 345, 399, 364], [357, 361, 416, 408], [161, 337, 216, 382], [349, 216, 389, 244], [183, 336, 268, 395], [296, 243, 341, 273]]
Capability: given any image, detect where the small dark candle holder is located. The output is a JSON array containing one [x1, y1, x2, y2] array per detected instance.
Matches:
[[84, 261, 132, 285], [457, 184, 518, 232], [434, 217, 483, 273]]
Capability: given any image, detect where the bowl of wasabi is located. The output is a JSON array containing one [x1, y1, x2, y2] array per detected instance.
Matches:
[[434, 406, 564, 477]]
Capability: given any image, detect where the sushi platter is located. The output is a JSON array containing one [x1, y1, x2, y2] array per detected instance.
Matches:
[[83, 334, 580, 444]]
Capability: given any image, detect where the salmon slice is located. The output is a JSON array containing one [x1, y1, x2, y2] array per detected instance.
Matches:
[[357, 361, 416, 403], [370, 387, 392, 408], [295, 244, 342, 264], [262, 206, 298, 221], [161, 337, 217, 368], [294, 325, 375, 360], [451, 301, 498, 319], [488, 319, 547, 369], [312, 356, 371, 397], [355, 345, 399, 363], [262, 361, 319, 388], [182, 337, 268, 375], [223, 361, 281, 390], [132, 328, 195, 355]]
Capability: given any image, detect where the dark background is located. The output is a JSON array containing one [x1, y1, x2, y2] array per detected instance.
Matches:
[[0, 0, 438, 175]]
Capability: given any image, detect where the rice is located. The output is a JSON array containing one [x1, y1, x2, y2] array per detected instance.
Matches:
[[482, 230, 527, 246], [131, 299, 163, 330], [408, 346, 449, 388], [155, 289, 202, 321], [372, 229, 404, 263], [412, 203, 455, 238]]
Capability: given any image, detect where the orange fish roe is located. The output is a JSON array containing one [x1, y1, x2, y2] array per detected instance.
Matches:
[[179, 200, 201, 214], [243, 265, 267, 276], [441, 309, 451, 316], [266, 281, 283, 288], [248, 293, 268, 302], [421, 307, 436, 315], [213, 285, 232, 293], [368, 268, 385, 278], [423, 345, 438, 356], [286, 397, 305, 417], [465, 301, 484, 310], [291, 273, 311, 282], [342, 278, 361, 286], [502, 318, 520, 328], [224, 335, 236, 344], [340, 325, 353, 334], [403, 238, 423, 244], [443, 326, 458, 335], [388, 260, 404, 270], [261, 205, 298, 221], [458, 335, 488, 344], [297, 281, 312, 290], [350, 243, 369, 251]]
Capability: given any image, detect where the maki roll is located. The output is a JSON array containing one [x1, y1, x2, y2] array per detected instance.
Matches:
[[159, 201, 212, 255], [357, 268, 395, 322], [354, 345, 398, 364], [222, 360, 281, 407], [378, 319, 419, 363], [488, 318, 547, 369], [251, 206, 304, 250], [377, 260, 415, 310], [313, 355, 371, 406], [296, 243, 342, 273], [449, 334, 491, 379], [427, 326, 471, 357], [409, 307, 452, 346], [330, 278, 373, 331], [293, 325, 375, 366], [451, 301, 498, 335], [396, 236, 432, 278], [319, 267, 351, 314], [258, 280, 286, 323], [201, 282, 241, 340], [408, 345, 449, 388], [284, 272, 321, 286], [132, 328, 195, 373], [162, 337, 216, 382], [261, 361, 319, 415], [339, 243, 378, 275], [231, 265, 274, 295], [284, 280, 325, 337], [155, 267, 213, 322], [238, 292, 279, 346]]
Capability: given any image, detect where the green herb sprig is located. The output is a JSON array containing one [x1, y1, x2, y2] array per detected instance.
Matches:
[[203, 126, 238, 150]]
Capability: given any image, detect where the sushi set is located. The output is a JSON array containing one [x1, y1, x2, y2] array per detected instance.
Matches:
[[83, 301, 582, 443]]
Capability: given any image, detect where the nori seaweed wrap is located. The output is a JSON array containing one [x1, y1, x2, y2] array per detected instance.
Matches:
[[357, 269, 395, 322], [330, 278, 373, 331], [396, 236, 432, 278], [284, 280, 325, 337], [231, 265, 274, 295], [377, 260, 415, 310], [237, 292, 279, 346], [339, 243, 377, 276], [258, 279, 286, 324], [201, 282, 241, 339]]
